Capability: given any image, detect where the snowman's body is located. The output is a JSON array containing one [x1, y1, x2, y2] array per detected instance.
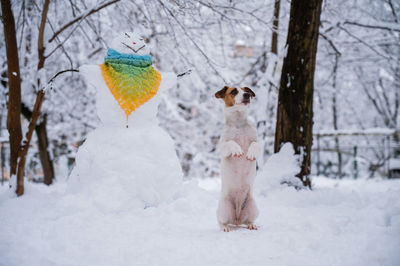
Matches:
[[68, 33, 182, 211]]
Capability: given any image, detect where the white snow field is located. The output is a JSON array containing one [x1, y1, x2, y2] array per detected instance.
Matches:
[[1, 147, 400, 266]]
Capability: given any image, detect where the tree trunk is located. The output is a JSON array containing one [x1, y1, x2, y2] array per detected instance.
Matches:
[[1, 0, 23, 195], [14, 0, 51, 191], [16, 91, 45, 189], [35, 0, 54, 184], [35, 117, 54, 185], [274, 0, 322, 188], [21, 105, 55, 185], [271, 0, 281, 55]]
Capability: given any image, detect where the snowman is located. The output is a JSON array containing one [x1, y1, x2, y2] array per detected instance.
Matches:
[[68, 32, 182, 211]]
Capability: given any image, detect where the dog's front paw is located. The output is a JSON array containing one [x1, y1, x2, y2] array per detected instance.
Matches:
[[246, 142, 259, 161], [228, 141, 244, 158], [221, 140, 243, 158]]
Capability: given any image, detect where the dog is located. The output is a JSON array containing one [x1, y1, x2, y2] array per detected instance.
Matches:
[[215, 86, 259, 232]]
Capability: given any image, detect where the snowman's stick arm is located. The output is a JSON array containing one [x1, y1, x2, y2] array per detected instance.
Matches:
[[49, 69, 79, 83], [42, 69, 79, 91], [48, 68, 190, 86], [177, 69, 192, 78], [46, 68, 190, 89]]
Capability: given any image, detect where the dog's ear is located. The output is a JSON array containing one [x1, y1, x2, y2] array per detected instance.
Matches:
[[215, 86, 229, 99], [243, 87, 256, 98]]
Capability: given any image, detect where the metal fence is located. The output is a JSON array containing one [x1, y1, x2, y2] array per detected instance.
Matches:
[[312, 130, 400, 179]]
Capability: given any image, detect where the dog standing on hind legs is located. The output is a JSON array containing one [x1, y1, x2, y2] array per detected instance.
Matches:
[[215, 86, 259, 232]]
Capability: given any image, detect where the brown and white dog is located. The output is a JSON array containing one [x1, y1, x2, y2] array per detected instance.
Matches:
[[215, 86, 259, 232]]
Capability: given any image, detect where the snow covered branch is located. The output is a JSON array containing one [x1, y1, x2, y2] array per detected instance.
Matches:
[[48, 0, 120, 43], [344, 21, 400, 32]]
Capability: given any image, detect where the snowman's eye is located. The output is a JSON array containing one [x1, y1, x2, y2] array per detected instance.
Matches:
[[125, 32, 130, 38]]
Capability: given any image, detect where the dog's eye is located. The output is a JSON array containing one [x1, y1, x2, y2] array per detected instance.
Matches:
[[230, 89, 238, 96]]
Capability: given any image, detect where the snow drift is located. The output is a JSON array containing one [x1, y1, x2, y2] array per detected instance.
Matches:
[[1, 144, 400, 266]]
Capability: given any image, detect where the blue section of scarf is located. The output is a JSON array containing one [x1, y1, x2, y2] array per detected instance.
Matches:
[[104, 48, 153, 67]]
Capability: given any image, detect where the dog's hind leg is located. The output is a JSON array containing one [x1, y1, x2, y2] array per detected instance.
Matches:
[[240, 194, 259, 230], [217, 197, 235, 232]]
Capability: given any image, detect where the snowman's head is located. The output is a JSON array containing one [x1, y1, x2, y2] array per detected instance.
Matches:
[[110, 32, 150, 55]]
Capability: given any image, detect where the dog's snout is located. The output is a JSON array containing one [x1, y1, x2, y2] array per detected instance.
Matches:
[[243, 93, 250, 99]]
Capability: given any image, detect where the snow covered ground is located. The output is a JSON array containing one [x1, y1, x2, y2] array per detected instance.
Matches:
[[1, 174, 400, 266]]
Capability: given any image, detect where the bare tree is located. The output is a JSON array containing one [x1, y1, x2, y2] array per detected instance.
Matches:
[[274, 0, 323, 188], [1, 0, 23, 195]]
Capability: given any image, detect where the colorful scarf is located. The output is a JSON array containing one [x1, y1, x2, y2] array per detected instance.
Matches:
[[100, 48, 161, 120]]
